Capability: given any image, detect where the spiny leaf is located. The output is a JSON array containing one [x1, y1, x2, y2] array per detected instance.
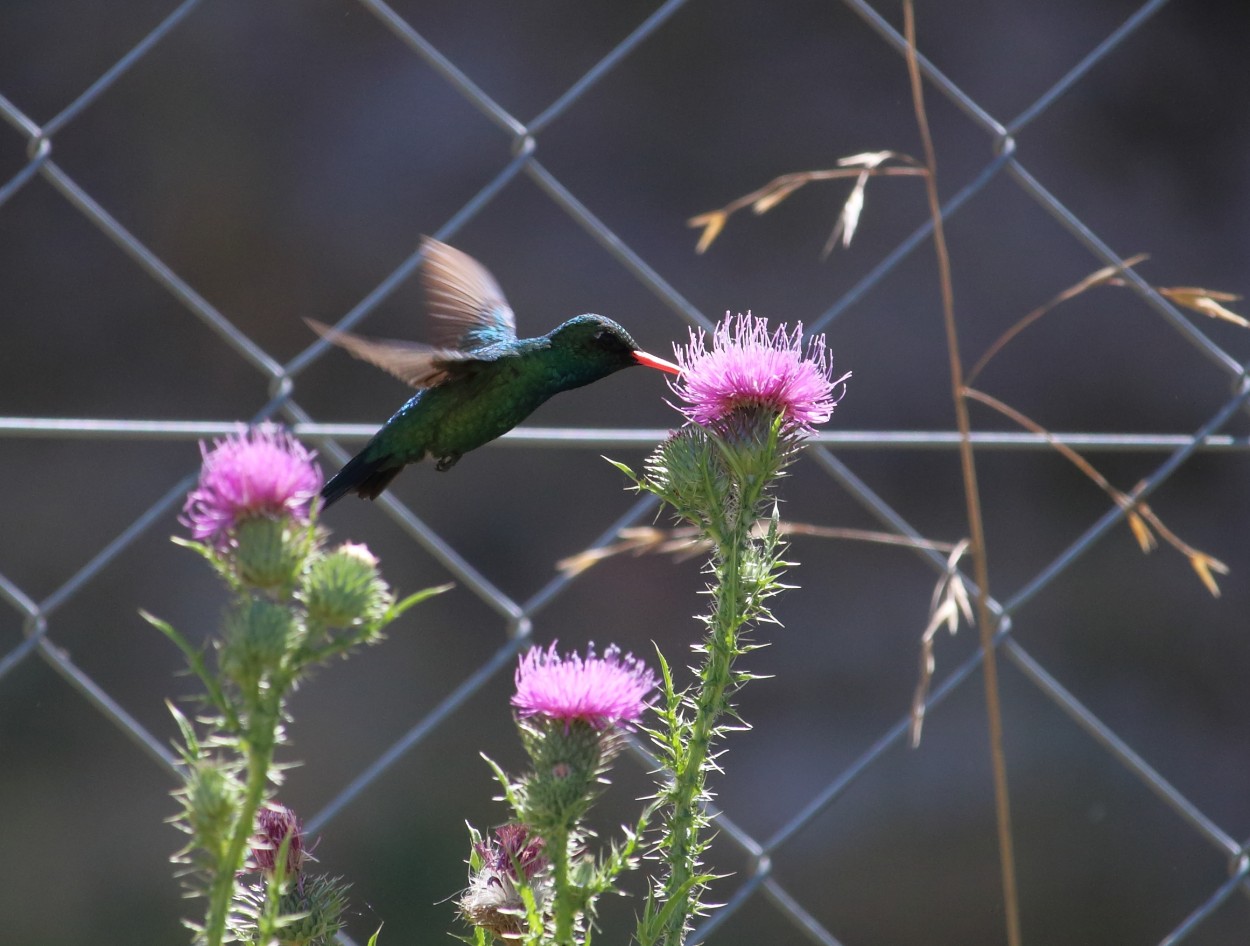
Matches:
[[604, 456, 639, 481], [145, 610, 231, 717], [167, 700, 201, 761], [481, 753, 524, 813], [387, 582, 454, 621]]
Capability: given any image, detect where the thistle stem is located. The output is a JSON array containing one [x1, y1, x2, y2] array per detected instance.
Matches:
[[204, 720, 277, 946], [551, 823, 576, 945], [658, 501, 752, 946]]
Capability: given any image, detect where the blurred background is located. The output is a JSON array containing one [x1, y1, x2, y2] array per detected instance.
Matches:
[[2, 1, 1250, 944]]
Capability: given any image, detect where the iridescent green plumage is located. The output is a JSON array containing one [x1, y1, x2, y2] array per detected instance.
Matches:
[[312, 239, 680, 506]]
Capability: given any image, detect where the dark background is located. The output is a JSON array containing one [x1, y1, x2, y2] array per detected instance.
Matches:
[[2, 1, 1249, 944]]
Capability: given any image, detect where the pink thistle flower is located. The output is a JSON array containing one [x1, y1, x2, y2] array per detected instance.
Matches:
[[671, 312, 848, 433], [252, 803, 307, 877], [182, 423, 322, 547], [511, 642, 657, 731]]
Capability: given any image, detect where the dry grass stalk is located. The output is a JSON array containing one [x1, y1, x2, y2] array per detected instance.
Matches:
[[964, 387, 1228, 596], [556, 523, 958, 577], [968, 257, 1248, 387], [965, 254, 1150, 386], [910, 539, 973, 747], [1157, 287, 1248, 328], [688, 153, 925, 255]]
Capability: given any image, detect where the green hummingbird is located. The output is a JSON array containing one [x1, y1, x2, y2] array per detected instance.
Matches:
[[310, 238, 681, 507]]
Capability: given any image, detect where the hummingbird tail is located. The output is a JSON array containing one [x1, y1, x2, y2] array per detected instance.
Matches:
[[320, 451, 403, 507]]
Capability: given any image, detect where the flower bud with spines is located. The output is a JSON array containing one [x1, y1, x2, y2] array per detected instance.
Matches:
[[220, 596, 297, 695], [517, 717, 612, 833], [232, 517, 316, 592], [177, 758, 241, 873], [299, 542, 392, 630]]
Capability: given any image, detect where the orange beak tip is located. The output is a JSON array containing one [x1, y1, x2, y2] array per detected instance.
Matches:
[[633, 350, 682, 375]]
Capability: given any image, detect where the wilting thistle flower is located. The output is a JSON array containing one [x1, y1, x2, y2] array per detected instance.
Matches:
[[459, 824, 551, 940], [512, 642, 657, 732], [182, 423, 322, 548], [251, 803, 307, 878], [671, 312, 847, 434], [478, 823, 549, 884]]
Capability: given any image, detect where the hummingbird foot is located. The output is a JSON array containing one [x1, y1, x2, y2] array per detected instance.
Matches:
[[435, 454, 462, 472]]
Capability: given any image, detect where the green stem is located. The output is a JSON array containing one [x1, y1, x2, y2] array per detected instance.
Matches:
[[204, 721, 277, 946], [550, 822, 575, 945], [658, 506, 751, 946]]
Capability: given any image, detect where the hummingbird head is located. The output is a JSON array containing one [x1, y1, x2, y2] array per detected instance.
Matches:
[[548, 315, 681, 377]]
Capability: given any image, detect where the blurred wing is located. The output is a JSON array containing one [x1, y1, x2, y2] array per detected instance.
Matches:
[[306, 319, 478, 389], [421, 237, 518, 351]]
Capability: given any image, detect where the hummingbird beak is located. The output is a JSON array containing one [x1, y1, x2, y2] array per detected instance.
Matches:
[[632, 350, 682, 375]]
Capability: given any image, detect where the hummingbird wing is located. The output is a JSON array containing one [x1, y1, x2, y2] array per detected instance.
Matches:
[[420, 237, 518, 352], [305, 319, 480, 389]]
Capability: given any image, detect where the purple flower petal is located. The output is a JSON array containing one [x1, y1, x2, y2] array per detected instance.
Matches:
[[670, 312, 848, 433], [511, 642, 657, 730], [252, 803, 306, 877], [182, 423, 323, 547], [474, 824, 548, 882]]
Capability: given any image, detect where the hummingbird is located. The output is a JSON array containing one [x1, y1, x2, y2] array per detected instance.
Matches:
[[309, 238, 682, 507]]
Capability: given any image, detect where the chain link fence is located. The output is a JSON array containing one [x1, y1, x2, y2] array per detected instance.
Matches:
[[3, 1, 1249, 944]]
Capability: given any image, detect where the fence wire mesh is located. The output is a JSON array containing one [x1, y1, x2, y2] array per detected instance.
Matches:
[[2, 1, 1249, 944]]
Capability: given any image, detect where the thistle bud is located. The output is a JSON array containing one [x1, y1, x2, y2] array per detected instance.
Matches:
[[516, 717, 611, 831], [233, 516, 315, 591], [179, 759, 240, 858], [234, 873, 349, 946], [252, 803, 306, 878], [220, 597, 296, 692], [299, 542, 392, 629], [271, 874, 349, 946], [644, 426, 729, 525]]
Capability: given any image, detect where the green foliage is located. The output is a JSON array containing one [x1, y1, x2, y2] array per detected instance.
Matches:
[[628, 416, 800, 946], [151, 508, 448, 946], [460, 417, 805, 945]]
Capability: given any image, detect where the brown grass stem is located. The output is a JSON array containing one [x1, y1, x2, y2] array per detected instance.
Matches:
[[903, 4, 1022, 944], [555, 522, 958, 576], [689, 161, 926, 254], [965, 254, 1150, 387], [964, 387, 1227, 596]]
